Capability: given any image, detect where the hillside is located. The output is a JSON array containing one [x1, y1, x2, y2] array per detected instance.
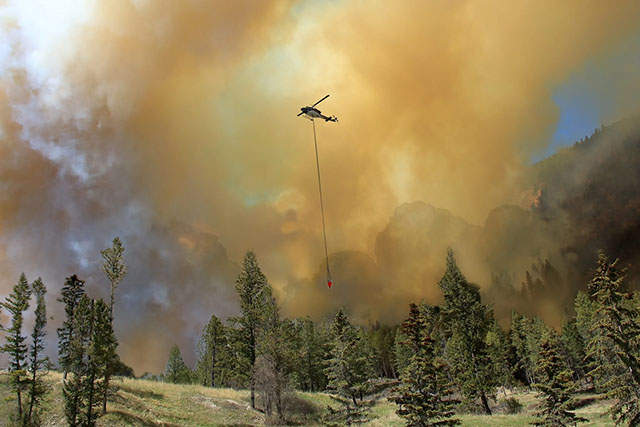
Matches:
[[0, 372, 617, 426], [529, 116, 640, 286]]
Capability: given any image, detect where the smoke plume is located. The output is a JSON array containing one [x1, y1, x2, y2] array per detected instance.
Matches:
[[2, 0, 640, 373]]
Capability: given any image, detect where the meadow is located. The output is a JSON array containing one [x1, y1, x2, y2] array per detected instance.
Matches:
[[0, 372, 616, 426]]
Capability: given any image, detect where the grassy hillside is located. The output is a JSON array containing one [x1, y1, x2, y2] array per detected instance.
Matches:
[[0, 372, 617, 426]]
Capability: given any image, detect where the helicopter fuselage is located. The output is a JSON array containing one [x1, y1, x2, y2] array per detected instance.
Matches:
[[300, 106, 337, 122]]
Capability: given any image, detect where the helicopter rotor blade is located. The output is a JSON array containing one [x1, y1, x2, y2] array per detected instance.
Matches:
[[297, 111, 304, 116], [312, 94, 330, 107]]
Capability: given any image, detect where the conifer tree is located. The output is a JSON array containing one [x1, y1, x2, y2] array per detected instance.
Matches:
[[368, 323, 398, 379], [255, 296, 294, 423], [485, 319, 513, 389], [323, 308, 373, 425], [101, 236, 127, 318], [395, 327, 413, 377], [230, 251, 273, 409], [58, 274, 86, 380], [560, 319, 587, 380], [100, 237, 126, 413], [61, 295, 115, 426], [293, 317, 328, 391], [91, 299, 117, 415], [63, 294, 93, 426], [165, 344, 191, 384], [26, 278, 49, 424], [531, 329, 585, 426], [0, 273, 32, 421], [196, 314, 227, 387], [439, 250, 496, 415], [585, 251, 640, 425], [391, 303, 460, 426]]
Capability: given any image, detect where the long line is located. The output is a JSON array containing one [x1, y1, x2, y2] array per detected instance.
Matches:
[[312, 119, 332, 282]]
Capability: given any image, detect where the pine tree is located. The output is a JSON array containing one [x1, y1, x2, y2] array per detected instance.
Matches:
[[560, 319, 587, 381], [292, 317, 328, 391], [101, 236, 127, 318], [323, 308, 373, 425], [585, 251, 640, 425], [81, 299, 101, 427], [439, 250, 496, 415], [90, 299, 117, 416], [531, 329, 586, 426], [230, 251, 273, 409], [395, 327, 412, 377], [100, 237, 126, 413], [196, 314, 227, 387], [26, 278, 49, 424], [0, 273, 32, 421], [391, 303, 460, 426], [485, 319, 513, 389], [368, 322, 398, 379], [63, 294, 93, 426], [255, 296, 295, 423], [57, 274, 86, 380], [165, 344, 191, 384]]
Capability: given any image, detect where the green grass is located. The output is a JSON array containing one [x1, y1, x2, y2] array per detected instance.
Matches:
[[0, 372, 617, 426]]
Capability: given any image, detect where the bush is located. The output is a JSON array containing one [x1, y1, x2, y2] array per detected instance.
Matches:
[[500, 397, 523, 414]]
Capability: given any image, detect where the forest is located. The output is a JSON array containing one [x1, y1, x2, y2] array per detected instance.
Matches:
[[2, 237, 640, 426]]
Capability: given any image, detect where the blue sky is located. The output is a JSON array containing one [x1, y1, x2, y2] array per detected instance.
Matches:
[[535, 36, 640, 162]]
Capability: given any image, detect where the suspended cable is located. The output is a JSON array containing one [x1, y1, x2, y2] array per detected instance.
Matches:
[[312, 119, 332, 288]]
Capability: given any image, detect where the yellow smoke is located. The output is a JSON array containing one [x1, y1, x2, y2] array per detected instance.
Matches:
[[2, 0, 640, 372]]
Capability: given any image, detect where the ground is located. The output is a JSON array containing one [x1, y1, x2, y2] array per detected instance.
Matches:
[[0, 372, 616, 426]]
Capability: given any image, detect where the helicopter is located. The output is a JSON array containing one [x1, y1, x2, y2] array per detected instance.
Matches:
[[297, 94, 338, 122]]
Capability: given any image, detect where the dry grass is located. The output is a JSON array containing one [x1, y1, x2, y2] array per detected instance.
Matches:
[[0, 372, 618, 426]]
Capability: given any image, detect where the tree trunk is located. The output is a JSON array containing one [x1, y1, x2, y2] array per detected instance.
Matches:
[[28, 358, 38, 421], [480, 392, 492, 415], [251, 385, 255, 410], [211, 343, 216, 387], [103, 373, 110, 414], [250, 329, 256, 409], [16, 356, 23, 419]]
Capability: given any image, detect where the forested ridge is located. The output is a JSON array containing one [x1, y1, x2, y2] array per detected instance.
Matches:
[[3, 243, 640, 426]]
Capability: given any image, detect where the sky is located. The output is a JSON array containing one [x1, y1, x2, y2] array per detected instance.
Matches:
[[1, 0, 640, 374]]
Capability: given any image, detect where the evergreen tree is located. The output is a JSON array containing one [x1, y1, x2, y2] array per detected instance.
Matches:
[[586, 251, 640, 425], [323, 308, 373, 425], [560, 319, 587, 381], [165, 344, 191, 384], [394, 327, 412, 377], [255, 295, 294, 423], [196, 314, 227, 387], [223, 325, 252, 388], [531, 329, 586, 426], [510, 312, 546, 386], [91, 299, 117, 415], [485, 319, 513, 389], [26, 278, 49, 425], [292, 317, 328, 391], [61, 296, 115, 426], [100, 237, 126, 413], [230, 251, 273, 409], [391, 303, 460, 426], [100, 236, 127, 318], [63, 294, 94, 426], [368, 322, 398, 379], [0, 273, 32, 421], [57, 274, 86, 379], [439, 250, 496, 415]]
